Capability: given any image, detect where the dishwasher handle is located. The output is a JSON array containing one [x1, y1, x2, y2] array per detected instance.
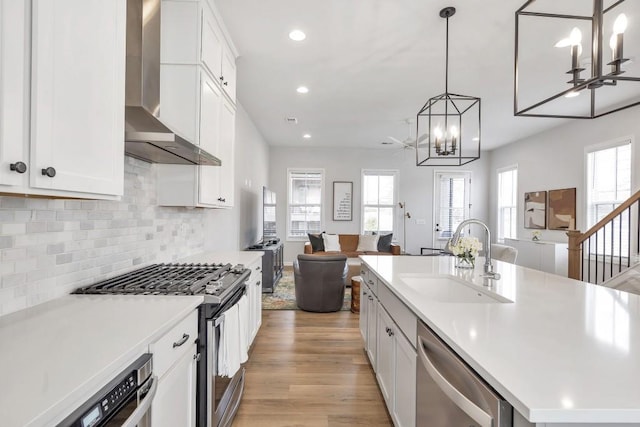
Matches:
[[121, 375, 158, 427], [418, 336, 493, 427]]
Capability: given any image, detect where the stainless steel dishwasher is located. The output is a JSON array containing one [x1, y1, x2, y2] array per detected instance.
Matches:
[[417, 321, 513, 427]]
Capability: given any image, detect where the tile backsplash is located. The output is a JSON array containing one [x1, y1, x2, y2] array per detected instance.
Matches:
[[0, 157, 211, 316]]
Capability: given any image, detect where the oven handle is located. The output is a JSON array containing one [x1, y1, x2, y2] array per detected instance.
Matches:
[[121, 375, 158, 427]]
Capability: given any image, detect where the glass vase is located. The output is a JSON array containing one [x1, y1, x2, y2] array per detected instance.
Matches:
[[455, 256, 475, 269]]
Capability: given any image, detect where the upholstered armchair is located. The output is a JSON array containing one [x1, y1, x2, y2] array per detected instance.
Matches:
[[293, 254, 348, 312]]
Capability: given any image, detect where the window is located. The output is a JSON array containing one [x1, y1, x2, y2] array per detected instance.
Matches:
[[362, 170, 398, 235], [433, 171, 471, 242], [497, 166, 518, 241], [287, 169, 323, 239], [586, 140, 631, 255]]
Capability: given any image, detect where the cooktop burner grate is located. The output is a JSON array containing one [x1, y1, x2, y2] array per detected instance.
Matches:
[[73, 263, 249, 303]]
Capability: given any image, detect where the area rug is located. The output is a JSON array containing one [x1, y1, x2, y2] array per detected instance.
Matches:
[[262, 267, 351, 310]]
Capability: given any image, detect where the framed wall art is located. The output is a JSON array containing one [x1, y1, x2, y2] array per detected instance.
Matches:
[[548, 188, 576, 230], [524, 191, 546, 229], [333, 181, 353, 221]]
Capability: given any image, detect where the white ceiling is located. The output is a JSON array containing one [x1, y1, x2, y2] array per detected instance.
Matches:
[[214, 0, 637, 151]]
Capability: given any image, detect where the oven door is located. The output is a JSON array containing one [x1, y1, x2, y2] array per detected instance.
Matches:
[[205, 292, 246, 427]]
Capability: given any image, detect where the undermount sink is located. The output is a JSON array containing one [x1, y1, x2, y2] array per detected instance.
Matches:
[[398, 275, 513, 303]]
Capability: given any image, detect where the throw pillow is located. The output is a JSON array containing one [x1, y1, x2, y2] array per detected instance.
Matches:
[[322, 233, 341, 252], [356, 234, 379, 252], [307, 232, 325, 252], [377, 233, 393, 252]]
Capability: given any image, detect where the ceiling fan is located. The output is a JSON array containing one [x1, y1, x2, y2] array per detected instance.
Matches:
[[387, 120, 429, 150]]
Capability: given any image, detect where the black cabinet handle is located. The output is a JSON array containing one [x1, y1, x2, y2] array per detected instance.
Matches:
[[219, 76, 224, 81], [223, 81, 228, 86], [256, 281, 261, 286], [41, 167, 56, 178], [172, 333, 189, 348], [9, 162, 27, 174], [217, 197, 226, 202]]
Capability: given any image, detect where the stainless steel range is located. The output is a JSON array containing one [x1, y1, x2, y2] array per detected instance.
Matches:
[[74, 262, 251, 427]]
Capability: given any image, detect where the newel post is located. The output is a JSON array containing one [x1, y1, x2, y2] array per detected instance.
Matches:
[[566, 230, 583, 280]]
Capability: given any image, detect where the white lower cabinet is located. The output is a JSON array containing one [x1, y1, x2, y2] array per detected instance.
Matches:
[[246, 258, 262, 346], [152, 346, 197, 427], [361, 270, 416, 427], [149, 311, 199, 427]]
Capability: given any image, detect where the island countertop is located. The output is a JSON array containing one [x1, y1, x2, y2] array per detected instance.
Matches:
[[360, 255, 640, 424]]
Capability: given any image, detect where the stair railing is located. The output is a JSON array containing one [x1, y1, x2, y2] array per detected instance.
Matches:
[[567, 190, 640, 284]]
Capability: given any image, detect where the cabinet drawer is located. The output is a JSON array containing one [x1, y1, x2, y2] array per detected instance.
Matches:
[[150, 310, 198, 378], [378, 283, 416, 348]]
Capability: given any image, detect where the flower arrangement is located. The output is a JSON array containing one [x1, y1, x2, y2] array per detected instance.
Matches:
[[449, 236, 482, 268], [531, 230, 541, 241]]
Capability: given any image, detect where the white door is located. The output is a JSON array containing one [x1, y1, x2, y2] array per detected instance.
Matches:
[[394, 331, 417, 427], [376, 306, 394, 408], [152, 347, 197, 427], [215, 97, 235, 207], [432, 171, 472, 249], [30, 0, 125, 196], [197, 71, 222, 206]]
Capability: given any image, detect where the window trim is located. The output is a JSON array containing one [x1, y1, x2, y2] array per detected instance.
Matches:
[[286, 168, 325, 241], [583, 135, 634, 232], [360, 169, 399, 235], [496, 164, 518, 242]]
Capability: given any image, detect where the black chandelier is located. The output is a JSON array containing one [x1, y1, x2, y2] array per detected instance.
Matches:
[[416, 7, 481, 167], [515, 0, 640, 119]]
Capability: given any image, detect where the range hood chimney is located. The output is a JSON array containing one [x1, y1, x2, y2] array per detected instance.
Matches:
[[124, 0, 221, 166]]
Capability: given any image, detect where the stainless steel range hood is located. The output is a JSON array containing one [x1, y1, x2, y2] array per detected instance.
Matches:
[[125, 0, 220, 166]]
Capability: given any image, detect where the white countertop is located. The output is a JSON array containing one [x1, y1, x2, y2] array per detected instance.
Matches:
[[0, 294, 203, 427], [360, 255, 640, 424], [179, 250, 263, 266]]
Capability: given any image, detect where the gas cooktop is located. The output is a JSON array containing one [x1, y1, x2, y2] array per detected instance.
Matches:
[[73, 263, 250, 304]]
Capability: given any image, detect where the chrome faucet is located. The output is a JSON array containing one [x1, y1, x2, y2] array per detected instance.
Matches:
[[450, 219, 501, 280]]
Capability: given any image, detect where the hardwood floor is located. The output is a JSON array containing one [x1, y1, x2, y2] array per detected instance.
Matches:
[[232, 310, 393, 427]]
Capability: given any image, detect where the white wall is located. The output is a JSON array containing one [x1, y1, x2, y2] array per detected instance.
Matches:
[[269, 146, 491, 262], [0, 103, 269, 316], [489, 106, 640, 244]]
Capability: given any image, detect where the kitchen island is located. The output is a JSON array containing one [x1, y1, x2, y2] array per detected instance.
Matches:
[[360, 255, 640, 426]]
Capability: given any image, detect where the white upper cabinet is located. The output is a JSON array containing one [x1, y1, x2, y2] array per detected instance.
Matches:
[[0, 0, 126, 199], [157, 0, 237, 208]]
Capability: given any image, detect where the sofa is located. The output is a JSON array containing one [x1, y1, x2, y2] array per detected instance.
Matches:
[[304, 233, 401, 257]]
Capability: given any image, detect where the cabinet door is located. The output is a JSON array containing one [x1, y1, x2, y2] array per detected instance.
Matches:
[[394, 330, 416, 427], [200, 3, 223, 81], [197, 71, 222, 206], [30, 0, 125, 196], [152, 346, 197, 427], [0, 0, 29, 189], [366, 292, 377, 369], [220, 43, 236, 102], [359, 283, 368, 342], [215, 97, 235, 207], [376, 305, 394, 407]]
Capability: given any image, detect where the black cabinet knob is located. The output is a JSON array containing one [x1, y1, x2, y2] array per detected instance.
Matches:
[[219, 76, 224, 81], [217, 197, 226, 203], [41, 167, 56, 177], [9, 162, 27, 174], [223, 82, 228, 86]]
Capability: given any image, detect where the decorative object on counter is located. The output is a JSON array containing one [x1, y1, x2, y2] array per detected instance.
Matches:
[[548, 188, 577, 230], [262, 267, 351, 310], [531, 230, 542, 241], [416, 6, 481, 166], [333, 181, 353, 221], [449, 236, 482, 269], [524, 191, 546, 229], [515, 1, 639, 119]]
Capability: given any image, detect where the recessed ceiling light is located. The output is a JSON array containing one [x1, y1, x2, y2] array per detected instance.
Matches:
[[289, 30, 306, 41], [296, 86, 309, 94], [303, 134, 311, 139]]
